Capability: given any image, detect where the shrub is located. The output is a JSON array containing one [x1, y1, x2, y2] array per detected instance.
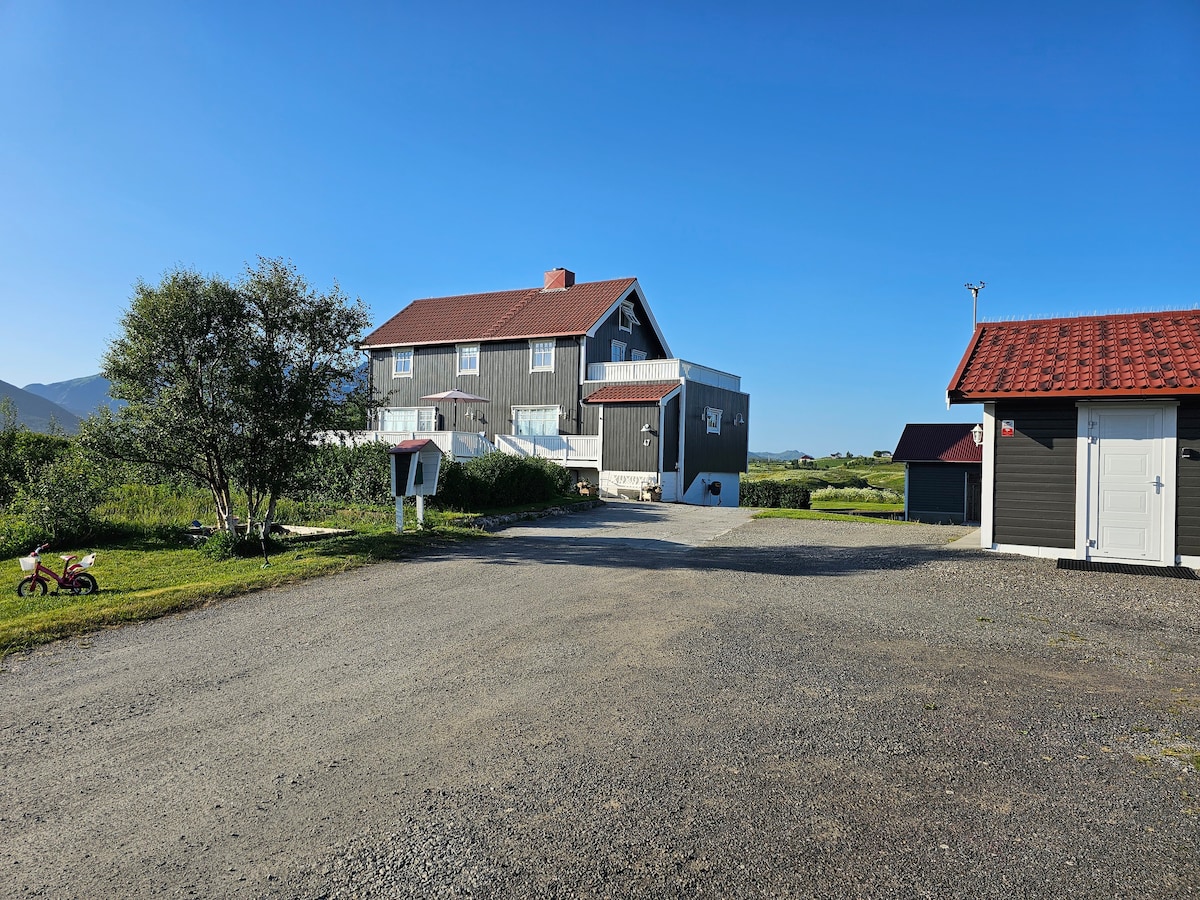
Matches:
[[287, 441, 392, 505], [198, 529, 241, 561], [779, 483, 812, 510], [13, 445, 112, 544], [0, 516, 46, 560], [740, 479, 811, 510], [811, 486, 903, 504], [433, 452, 573, 511]]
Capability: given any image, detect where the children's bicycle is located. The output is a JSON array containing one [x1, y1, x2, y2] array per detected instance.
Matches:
[[17, 544, 99, 597]]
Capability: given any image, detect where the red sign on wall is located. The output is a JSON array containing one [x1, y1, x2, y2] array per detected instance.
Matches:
[[1000, 420, 1015, 437]]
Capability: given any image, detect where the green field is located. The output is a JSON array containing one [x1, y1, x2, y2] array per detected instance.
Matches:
[[746, 457, 905, 494]]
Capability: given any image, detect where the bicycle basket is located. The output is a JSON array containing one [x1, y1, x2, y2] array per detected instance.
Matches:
[[19, 556, 36, 572]]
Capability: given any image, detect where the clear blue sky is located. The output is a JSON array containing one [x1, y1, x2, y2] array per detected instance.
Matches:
[[2, 1, 1197, 454]]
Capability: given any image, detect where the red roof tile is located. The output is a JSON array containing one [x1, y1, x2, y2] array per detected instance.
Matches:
[[892, 424, 982, 463], [584, 382, 680, 403], [948, 310, 1200, 401], [361, 278, 638, 348]]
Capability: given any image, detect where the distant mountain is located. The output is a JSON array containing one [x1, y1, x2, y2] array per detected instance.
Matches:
[[0, 380, 82, 434], [749, 450, 809, 461], [23, 374, 122, 419]]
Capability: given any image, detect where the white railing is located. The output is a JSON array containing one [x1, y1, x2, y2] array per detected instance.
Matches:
[[585, 358, 741, 391], [317, 430, 495, 460], [494, 433, 601, 467]]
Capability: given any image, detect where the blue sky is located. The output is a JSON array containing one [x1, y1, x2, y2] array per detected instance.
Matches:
[[2, 1, 1197, 454]]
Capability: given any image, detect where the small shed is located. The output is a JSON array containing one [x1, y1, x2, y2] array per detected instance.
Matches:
[[892, 423, 983, 525]]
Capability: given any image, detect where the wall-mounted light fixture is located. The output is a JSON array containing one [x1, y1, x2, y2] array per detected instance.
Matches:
[[734, 413, 745, 426], [971, 424, 984, 446], [641, 423, 651, 432]]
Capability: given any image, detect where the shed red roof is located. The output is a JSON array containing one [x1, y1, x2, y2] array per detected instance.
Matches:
[[948, 310, 1200, 401], [584, 382, 680, 403], [892, 424, 982, 464], [361, 278, 638, 348]]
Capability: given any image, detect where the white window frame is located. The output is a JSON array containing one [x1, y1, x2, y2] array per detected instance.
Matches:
[[618, 301, 639, 333], [611, 340, 626, 362], [630, 349, 647, 362], [530, 339, 555, 372], [705, 407, 723, 435], [379, 406, 437, 432], [392, 348, 414, 378], [456, 343, 480, 376], [512, 405, 560, 437]]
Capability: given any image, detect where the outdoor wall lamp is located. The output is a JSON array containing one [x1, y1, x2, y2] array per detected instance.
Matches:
[[971, 424, 984, 446], [734, 413, 745, 426], [641, 423, 651, 432], [1183, 447, 1200, 461]]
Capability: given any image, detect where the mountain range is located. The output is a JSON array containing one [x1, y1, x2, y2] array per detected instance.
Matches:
[[0, 375, 120, 433]]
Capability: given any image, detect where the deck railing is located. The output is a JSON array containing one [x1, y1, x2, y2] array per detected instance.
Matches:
[[585, 358, 741, 391], [317, 430, 494, 461], [494, 433, 601, 467]]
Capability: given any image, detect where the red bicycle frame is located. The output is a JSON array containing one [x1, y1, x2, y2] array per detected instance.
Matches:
[[18, 544, 98, 596]]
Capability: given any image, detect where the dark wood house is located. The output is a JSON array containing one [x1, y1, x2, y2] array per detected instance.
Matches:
[[357, 268, 750, 504], [947, 309, 1200, 567], [892, 423, 983, 525]]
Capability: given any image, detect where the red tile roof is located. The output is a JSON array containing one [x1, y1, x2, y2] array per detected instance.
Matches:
[[892, 424, 982, 463], [948, 310, 1200, 401], [361, 278, 638, 348], [584, 382, 680, 403]]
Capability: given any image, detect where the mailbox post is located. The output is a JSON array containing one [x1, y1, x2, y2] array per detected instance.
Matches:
[[388, 439, 443, 532]]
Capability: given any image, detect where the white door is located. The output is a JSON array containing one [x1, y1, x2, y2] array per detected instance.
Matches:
[[1088, 407, 1166, 561]]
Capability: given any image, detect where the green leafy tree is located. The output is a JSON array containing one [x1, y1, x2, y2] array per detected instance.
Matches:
[[231, 257, 371, 531], [86, 260, 370, 535]]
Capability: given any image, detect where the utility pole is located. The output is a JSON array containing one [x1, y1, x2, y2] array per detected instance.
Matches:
[[964, 281, 985, 330]]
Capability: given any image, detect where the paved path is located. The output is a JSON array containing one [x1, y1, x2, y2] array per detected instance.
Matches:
[[500, 499, 756, 550]]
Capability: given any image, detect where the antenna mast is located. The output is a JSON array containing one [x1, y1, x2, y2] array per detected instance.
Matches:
[[964, 281, 986, 329]]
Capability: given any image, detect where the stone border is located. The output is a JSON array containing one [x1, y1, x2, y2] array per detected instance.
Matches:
[[471, 499, 606, 532]]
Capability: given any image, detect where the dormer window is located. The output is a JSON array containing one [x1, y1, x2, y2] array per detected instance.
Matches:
[[618, 301, 639, 333]]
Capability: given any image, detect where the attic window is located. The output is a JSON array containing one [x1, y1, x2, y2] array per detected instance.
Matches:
[[618, 302, 640, 333]]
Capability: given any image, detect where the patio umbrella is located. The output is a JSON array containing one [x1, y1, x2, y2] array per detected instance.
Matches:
[[420, 389, 490, 430]]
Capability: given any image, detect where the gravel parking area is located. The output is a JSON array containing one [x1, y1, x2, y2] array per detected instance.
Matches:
[[2, 514, 1198, 898]]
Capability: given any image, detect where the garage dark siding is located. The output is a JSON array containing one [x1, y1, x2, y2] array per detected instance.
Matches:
[[682, 383, 750, 493], [1177, 402, 1200, 556], [993, 401, 1076, 548], [907, 463, 974, 524]]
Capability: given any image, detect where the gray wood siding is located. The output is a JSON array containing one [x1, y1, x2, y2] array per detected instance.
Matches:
[[1177, 402, 1200, 556], [993, 400, 1076, 548], [369, 337, 585, 440], [682, 382, 750, 492], [907, 463, 975, 524], [587, 293, 668, 366], [601, 402, 661, 472], [662, 394, 680, 472]]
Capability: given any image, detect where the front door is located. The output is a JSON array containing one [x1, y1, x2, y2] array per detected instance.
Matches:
[[1087, 406, 1167, 562]]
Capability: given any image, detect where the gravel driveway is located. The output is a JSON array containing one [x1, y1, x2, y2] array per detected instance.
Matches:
[[2, 509, 1198, 898]]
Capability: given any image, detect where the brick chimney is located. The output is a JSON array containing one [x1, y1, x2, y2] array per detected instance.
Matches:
[[543, 268, 575, 291]]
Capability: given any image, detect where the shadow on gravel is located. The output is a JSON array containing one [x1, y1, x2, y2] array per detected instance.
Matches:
[[422, 537, 960, 577]]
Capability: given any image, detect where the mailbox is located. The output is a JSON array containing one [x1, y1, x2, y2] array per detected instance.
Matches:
[[388, 439, 443, 531]]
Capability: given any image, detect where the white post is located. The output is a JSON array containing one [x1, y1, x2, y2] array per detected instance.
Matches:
[[395, 497, 404, 533], [416, 495, 425, 528]]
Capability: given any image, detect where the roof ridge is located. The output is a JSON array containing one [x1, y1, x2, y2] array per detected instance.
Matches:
[[482, 288, 539, 340]]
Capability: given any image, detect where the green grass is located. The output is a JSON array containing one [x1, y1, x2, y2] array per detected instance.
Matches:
[[745, 459, 906, 494], [753, 508, 915, 524]]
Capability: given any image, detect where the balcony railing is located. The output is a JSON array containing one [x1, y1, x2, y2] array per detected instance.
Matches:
[[585, 358, 741, 391], [317, 430, 495, 461], [494, 433, 601, 467]]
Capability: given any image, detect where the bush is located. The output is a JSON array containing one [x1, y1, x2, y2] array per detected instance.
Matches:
[[811, 486, 903, 504], [739, 480, 810, 509], [779, 483, 812, 510], [198, 529, 241, 561], [12, 445, 112, 544], [433, 452, 573, 511], [288, 441, 392, 505], [0, 516, 46, 561]]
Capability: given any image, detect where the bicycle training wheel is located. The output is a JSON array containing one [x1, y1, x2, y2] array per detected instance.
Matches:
[[17, 577, 47, 597], [70, 573, 98, 596]]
